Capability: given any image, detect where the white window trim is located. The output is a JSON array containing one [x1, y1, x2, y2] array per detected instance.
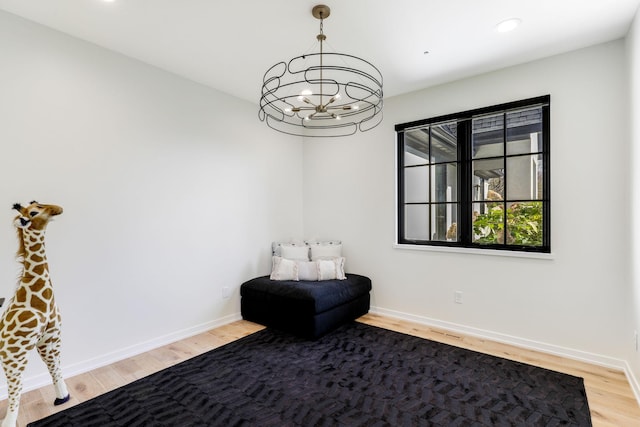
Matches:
[[393, 243, 554, 260]]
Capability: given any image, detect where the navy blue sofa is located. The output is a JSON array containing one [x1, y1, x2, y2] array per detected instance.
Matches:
[[240, 273, 372, 339]]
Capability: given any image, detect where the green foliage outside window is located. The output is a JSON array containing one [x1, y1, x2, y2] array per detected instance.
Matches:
[[472, 202, 543, 246]]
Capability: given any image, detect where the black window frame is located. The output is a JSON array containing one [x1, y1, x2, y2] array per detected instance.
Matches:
[[396, 95, 550, 254]]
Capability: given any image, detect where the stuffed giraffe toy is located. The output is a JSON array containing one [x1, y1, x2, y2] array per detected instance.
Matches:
[[0, 201, 70, 427]]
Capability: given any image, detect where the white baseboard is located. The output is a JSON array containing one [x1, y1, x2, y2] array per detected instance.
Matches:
[[625, 360, 640, 407], [370, 306, 640, 406], [0, 312, 242, 401]]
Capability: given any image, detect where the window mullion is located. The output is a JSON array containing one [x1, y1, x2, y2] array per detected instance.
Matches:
[[542, 103, 551, 247], [502, 112, 508, 247], [397, 132, 405, 243], [428, 126, 433, 241], [458, 120, 471, 245]]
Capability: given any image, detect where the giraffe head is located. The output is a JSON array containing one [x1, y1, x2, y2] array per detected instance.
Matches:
[[12, 201, 63, 231]]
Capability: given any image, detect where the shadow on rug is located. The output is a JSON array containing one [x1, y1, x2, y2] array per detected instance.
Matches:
[[28, 322, 591, 426]]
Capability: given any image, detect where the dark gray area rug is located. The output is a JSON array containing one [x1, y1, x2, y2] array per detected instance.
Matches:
[[28, 322, 591, 426]]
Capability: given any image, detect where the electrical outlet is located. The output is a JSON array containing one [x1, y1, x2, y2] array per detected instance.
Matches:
[[222, 286, 231, 299], [454, 291, 463, 304]]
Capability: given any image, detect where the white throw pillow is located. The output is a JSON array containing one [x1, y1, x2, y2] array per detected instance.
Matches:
[[297, 261, 319, 281], [270, 256, 298, 281], [334, 257, 346, 280], [310, 244, 342, 260], [280, 244, 310, 261], [317, 257, 346, 281]]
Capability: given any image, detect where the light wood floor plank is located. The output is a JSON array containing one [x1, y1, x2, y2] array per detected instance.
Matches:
[[1, 313, 638, 426]]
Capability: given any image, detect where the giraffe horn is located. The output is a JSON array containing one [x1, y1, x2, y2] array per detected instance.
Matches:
[[12, 203, 22, 211], [29, 200, 38, 204]]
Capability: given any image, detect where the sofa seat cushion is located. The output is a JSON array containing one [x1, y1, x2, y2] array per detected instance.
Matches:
[[240, 274, 371, 314]]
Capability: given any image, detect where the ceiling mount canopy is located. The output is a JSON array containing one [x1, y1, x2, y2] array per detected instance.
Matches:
[[259, 4, 383, 137]]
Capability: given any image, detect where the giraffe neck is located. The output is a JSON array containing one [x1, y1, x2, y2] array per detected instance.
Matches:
[[16, 227, 54, 312]]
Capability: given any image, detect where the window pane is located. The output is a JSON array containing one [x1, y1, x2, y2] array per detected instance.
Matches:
[[431, 203, 458, 242], [472, 158, 504, 201], [507, 107, 543, 155], [432, 163, 457, 202], [404, 129, 429, 166], [506, 201, 543, 246], [431, 122, 457, 163], [404, 166, 429, 203], [473, 178, 505, 202], [404, 150, 428, 167], [405, 204, 429, 240], [473, 114, 503, 159], [472, 202, 505, 244], [506, 155, 543, 200]]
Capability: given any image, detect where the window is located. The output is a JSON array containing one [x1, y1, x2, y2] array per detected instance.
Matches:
[[396, 96, 550, 253]]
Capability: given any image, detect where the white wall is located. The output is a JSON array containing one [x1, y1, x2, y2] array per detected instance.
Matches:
[[0, 10, 303, 395], [1, 4, 638, 404], [304, 40, 633, 369], [628, 4, 640, 390]]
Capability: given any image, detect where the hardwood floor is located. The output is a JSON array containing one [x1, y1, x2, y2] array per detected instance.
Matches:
[[2, 314, 639, 426]]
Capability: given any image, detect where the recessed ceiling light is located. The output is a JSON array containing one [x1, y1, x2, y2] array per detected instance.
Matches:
[[495, 18, 522, 33]]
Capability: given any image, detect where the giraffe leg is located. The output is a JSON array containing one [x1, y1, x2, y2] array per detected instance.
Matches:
[[1, 353, 30, 427], [37, 328, 70, 406], [1, 372, 22, 427]]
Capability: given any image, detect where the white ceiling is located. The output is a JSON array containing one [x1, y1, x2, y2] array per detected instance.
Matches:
[[1, 0, 638, 104]]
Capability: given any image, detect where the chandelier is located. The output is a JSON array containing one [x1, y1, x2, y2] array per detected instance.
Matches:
[[259, 5, 383, 137]]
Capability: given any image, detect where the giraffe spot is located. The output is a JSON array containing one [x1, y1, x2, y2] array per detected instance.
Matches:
[[29, 243, 42, 252], [42, 288, 53, 300], [3, 310, 17, 322], [14, 329, 33, 338], [30, 281, 45, 293], [32, 264, 45, 276], [30, 254, 44, 263], [30, 294, 47, 311], [15, 288, 27, 303], [18, 312, 35, 322], [22, 319, 38, 329]]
